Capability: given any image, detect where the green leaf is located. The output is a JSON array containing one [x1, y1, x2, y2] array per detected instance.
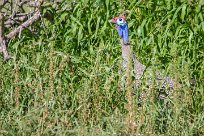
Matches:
[[181, 4, 187, 22], [94, 16, 101, 36]]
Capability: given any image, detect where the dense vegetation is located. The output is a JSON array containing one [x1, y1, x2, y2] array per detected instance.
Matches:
[[0, 0, 204, 135]]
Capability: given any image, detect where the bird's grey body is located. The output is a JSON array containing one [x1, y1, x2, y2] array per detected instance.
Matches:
[[112, 15, 177, 101]]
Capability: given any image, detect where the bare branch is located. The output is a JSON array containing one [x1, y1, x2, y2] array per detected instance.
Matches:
[[0, 0, 52, 61], [29, 1, 42, 7], [0, 12, 11, 61], [0, 14, 4, 37], [6, 0, 43, 39], [6, 10, 41, 39], [4, 13, 33, 27], [17, 0, 42, 7], [0, 0, 9, 7]]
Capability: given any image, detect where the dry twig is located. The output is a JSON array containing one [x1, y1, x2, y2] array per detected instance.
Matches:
[[0, 13, 10, 61], [0, 0, 43, 61]]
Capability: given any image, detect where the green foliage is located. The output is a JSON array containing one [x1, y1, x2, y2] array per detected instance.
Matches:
[[0, 0, 204, 135]]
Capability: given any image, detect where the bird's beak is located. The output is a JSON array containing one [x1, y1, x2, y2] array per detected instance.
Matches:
[[109, 18, 116, 24]]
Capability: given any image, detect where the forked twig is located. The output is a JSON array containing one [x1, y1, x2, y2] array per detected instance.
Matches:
[[0, 0, 43, 61], [6, 10, 41, 39]]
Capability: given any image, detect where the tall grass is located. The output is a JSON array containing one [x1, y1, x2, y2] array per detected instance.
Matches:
[[0, 0, 204, 135]]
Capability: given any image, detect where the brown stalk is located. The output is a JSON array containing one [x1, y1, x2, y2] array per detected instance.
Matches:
[[49, 47, 54, 94], [125, 50, 136, 135], [14, 62, 20, 108]]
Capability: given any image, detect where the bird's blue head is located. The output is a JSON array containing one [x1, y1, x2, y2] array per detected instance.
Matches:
[[111, 16, 127, 26], [111, 15, 129, 45]]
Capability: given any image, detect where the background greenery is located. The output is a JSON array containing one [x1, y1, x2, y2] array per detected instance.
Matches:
[[0, 0, 204, 135]]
